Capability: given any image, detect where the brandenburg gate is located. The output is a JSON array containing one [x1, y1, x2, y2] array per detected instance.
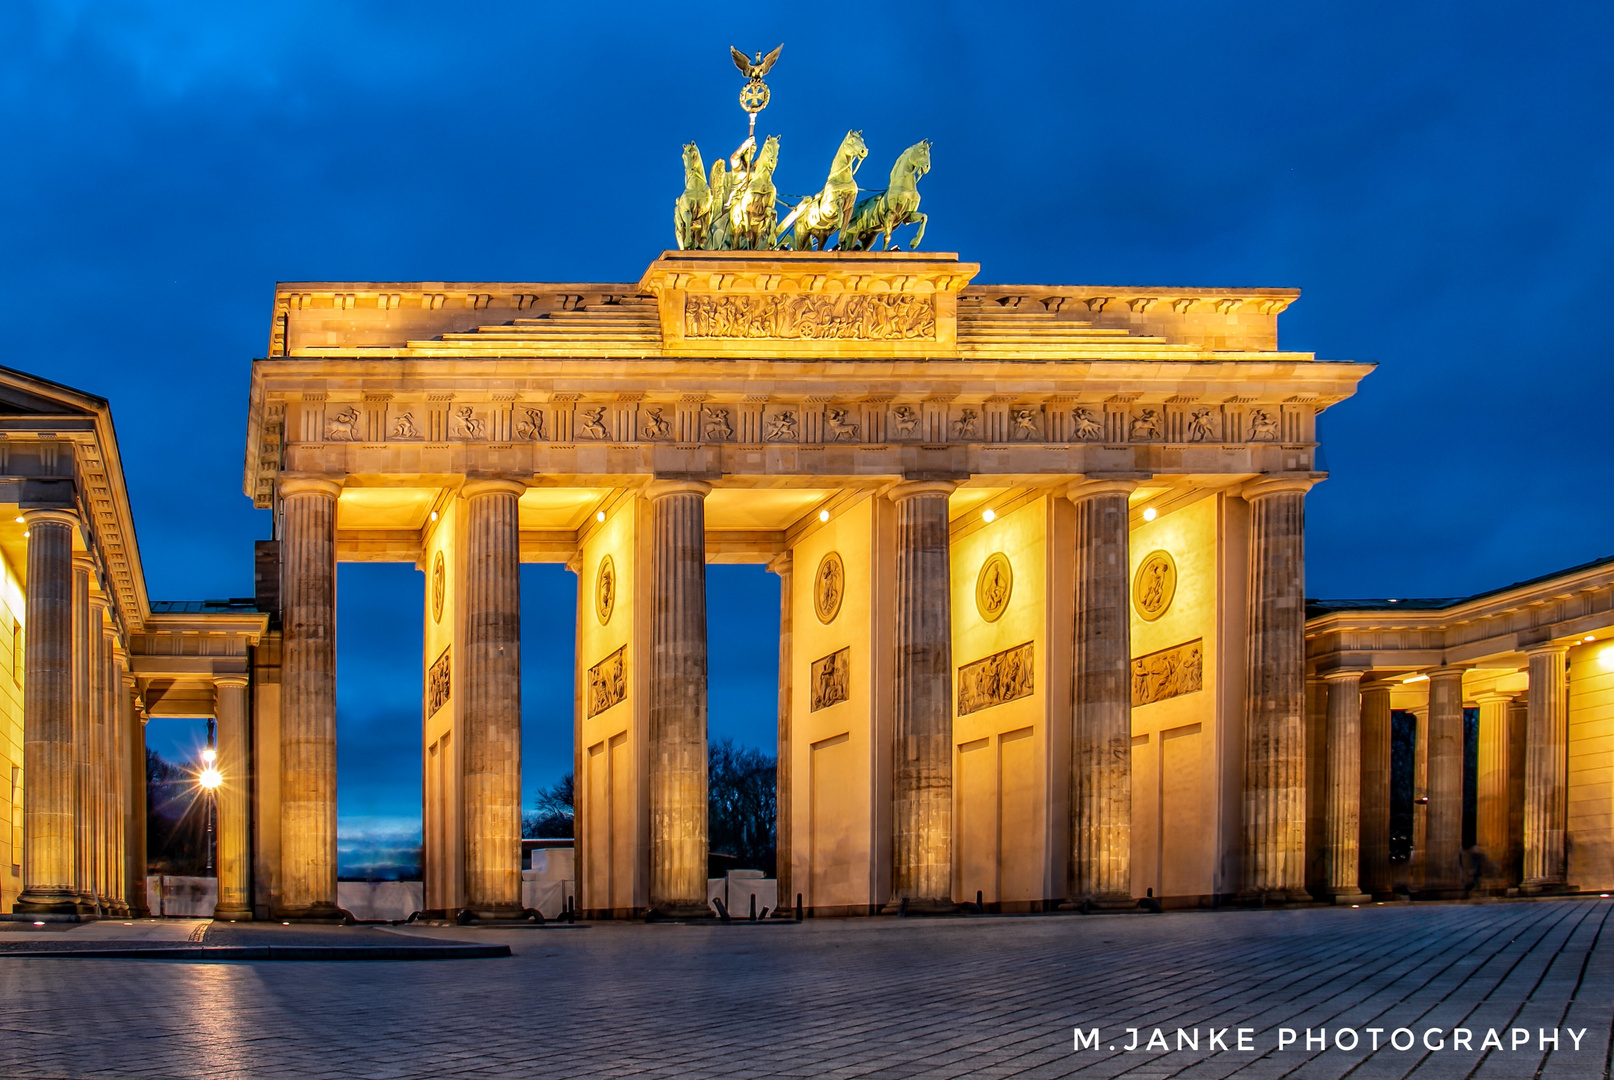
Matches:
[[244, 248, 1369, 918]]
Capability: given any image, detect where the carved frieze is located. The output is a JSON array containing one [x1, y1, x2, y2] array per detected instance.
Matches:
[[595, 555, 615, 625], [325, 406, 360, 442], [765, 410, 798, 442], [1249, 408, 1280, 441], [810, 647, 850, 712], [452, 406, 485, 440], [1071, 407, 1102, 441], [1132, 550, 1177, 622], [1187, 407, 1217, 442], [515, 408, 545, 441], [1131, 639, 1203, 707], [1129, 409, 1162, 442], [975, 552, 1013, 623], [953, 408, 980, 439], [428, 645, 451, 716], [1010, 407, 1040, 441], [580, 406, 608, 439], [391, 411, 421, 440], [957, 641, 1034, 716], [890, 405, 920, 438], [683, 293, 937, 342], [814, 552, 845, 624], [642, 406, 673, 440], [703, 407, 733, 441], [587, 645, 627, 718], [825, 408, 860, 442]]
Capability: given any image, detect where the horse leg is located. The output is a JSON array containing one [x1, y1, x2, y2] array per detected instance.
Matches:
[[909, 212, 927, 250]]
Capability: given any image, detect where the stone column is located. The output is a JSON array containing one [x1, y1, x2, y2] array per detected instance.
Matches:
[[1405, 703, 1428, 895], [1523, 643, 1570, 893], [1241, 478, 1311, 901], [888, 481, 957, 911], [213, 676, 252, 920], [1358, 683, 1393, 898], [1323, 669, 1369, 903], [1067, 479, 1135, 908], [1421, 667, 1466, 898], [16, 510, 83, 914], [460, 479, 525, 918], [646, 479, 712, 917], [767, 551, 793, 914], [124, 671, 149, 917], [277, 476, 342, 919], [1474, 691, 1514, 892], [71, 557, 94, 909], [87, 592, 108, 911], [103, 628, 125, 915]]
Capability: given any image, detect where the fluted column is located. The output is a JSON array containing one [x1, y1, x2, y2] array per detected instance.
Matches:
[[1323, 669, 1369, 902], [277, 476, 341, 919], [1241, 478, 1311, 901], [767, 551, 793, 914], [647, 479, 711, 916], [1358, 683, 1393, 898], [888, 481, 956, 911], [124, 671, 149, 917], [87, 592, 109, 911], [1523, 643, 1569, 892], [1405, 703, 1428, 895], [213, 676, 252, 919], [1422, 667, 1466, 897], [102, 626, 125, 914], [1068, 479, 1135, 907], [1473, 691, 1514, 892], [461, 479, 525, 917], [71, 557, 94, 910], [16, 510, 83, 914]]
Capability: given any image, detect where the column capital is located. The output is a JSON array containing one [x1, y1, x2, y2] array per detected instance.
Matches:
[[887, 479, 956, 502], [1322, 668, 1367, 684], [766, 551, 792, 576], [278, 474, 342, 500], [1065, 477, 1139, 502], [121, 672, 138, 692], [644, 478, 712, 501], [23, 507, 78, 530], [1240, 475, 1315, 501], [1428, 665, 1468, 681], [1525, 641, 1571, 658], [1472, 690, 1517, 705], [212, 674, 251, 690], [460, 478, 527, 500], [71, 553, 96, 574]]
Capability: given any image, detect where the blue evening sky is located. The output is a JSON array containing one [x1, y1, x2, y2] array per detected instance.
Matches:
[[6, 3, 1611, 837]]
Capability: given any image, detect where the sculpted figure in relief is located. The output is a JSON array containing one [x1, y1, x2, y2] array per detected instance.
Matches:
[[642, 406, 672, 440], [325, 406, 360, 442], [391, 411, 419, 440], [453, 406, 485, 439], [1071, 407, 1103, 441], [766, 410, 798, 442], [581, 407, 608, 440], [1249, 409, 1280, 442], [953, 408, 979, 439], [515, 408, 545, 441], [1187, 408, 1215, 442], [1010, 407, 1040, 441], [1129, 409, 1161, 441], [703, 407, 733, 441], [891, 405, 920, 437], [826, 408, 859, 442]]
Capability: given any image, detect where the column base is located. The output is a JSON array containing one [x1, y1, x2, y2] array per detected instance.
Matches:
[[12, 892, 90, 917], [459, 904, 542, 926], [880, 897, 959, 916], [1521, 878, 1569, 896], [0, 911, 83, 923], [1233, 888, 1316, 907], [272, 902, 352, 924], [1331, 892, 1372, 905], [212, 904, 254, 922]]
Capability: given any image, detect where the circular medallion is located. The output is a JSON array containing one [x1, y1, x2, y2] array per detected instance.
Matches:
[[595, 555, 616, 626], [814, 552, 845, 625], [975, 552, 1013, 622], [1133, 550, 1177, 622], [431, 551, 446, 624]]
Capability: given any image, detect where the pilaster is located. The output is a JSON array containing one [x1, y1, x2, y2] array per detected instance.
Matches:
[[1358, 683, 1393, 898], [1420, 666, 1467, 898], [213, 676, 253, 920]]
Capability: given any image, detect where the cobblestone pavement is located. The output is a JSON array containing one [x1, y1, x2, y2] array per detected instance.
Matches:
[[0, 898, 1608, 1079]]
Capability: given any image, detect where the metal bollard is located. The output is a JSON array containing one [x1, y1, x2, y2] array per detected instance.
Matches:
[[795, 892, 803, 922]]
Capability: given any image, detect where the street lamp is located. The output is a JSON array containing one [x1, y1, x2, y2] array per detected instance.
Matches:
[[198, 719, 220, 874]]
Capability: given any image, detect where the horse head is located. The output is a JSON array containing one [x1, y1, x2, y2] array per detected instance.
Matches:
[[840, 129, 869, 169], [682, 142, 704, 183], [754, 135, 780, 179]]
